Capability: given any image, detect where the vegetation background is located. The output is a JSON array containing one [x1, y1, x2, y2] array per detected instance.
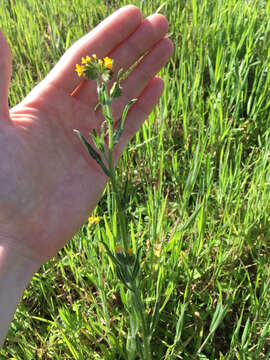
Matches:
[[0, 0, 269, 359]]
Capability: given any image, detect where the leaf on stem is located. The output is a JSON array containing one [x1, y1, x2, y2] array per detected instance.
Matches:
[[113, 99, 137, 145], [101, 241, 122, 267], [89, 128, 105, 153], [110, 69, 124, 99], [73, 129, 110, 177], [110, 81, 122, 99], [115, 266, 133, 291], [131, 246, 142, 280], [149, 297, 161, 336]]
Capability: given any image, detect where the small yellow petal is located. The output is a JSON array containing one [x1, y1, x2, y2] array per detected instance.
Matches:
[[103, 56, 113, 70], [82, 56, 91, 64], [75, 64, 84, 76]]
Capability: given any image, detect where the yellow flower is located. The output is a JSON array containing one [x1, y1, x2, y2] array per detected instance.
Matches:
[[75, 64, 84, 77], [81, 55, 98, 64], [81, 56, 91, 64], [88, 216, 100, 225], [115, 245, 133, 255], [103, 56, 113, 70]]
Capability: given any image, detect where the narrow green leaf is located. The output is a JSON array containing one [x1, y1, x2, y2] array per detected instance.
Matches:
[[113, 99, 137, 145], [241, 317, 250, 347], [73, 129, 110, 177], [174, 303, 186, 343], [90, 128, 104, 153], [110, 80, 122, 98], [149, 297, 160, 335], [131, 246, 142, 280], [115, 266, 133, 291]]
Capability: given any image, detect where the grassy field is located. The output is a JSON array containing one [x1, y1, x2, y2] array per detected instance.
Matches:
[[1, 0, 269, 359]]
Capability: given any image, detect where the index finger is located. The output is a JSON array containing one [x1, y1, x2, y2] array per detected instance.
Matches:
[[44, 6, 142, 94]]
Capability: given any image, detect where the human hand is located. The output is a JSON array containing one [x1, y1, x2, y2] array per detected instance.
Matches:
[[0, 5, 173, 267]]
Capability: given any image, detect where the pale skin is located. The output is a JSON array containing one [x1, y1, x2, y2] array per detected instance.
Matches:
[[0, 5, 173, 347]]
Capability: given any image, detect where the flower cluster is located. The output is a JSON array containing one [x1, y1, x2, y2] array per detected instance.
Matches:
[[115, 245, 133, 255], [88, 216, 100, 225], [75, 54, 113, 81]]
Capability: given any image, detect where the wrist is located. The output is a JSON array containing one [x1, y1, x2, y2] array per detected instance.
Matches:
[[0, 237, 40, 280], [0, 238, 40, 347]]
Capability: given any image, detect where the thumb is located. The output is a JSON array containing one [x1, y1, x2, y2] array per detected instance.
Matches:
[[0, 29, 11, 119]]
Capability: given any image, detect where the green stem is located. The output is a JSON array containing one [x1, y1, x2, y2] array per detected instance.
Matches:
[[131, 281, 151, 360], [103, 82, 129, 254], [101, 78, 151, 358]]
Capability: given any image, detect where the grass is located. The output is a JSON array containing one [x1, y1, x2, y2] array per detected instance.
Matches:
[[1, 0, 269, 358]]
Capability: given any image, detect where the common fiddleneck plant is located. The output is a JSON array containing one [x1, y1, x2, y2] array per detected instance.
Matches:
[[74, 55, 156, 360]]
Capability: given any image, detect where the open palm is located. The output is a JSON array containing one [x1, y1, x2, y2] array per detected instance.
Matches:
[[0, 6, 173, 266]]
